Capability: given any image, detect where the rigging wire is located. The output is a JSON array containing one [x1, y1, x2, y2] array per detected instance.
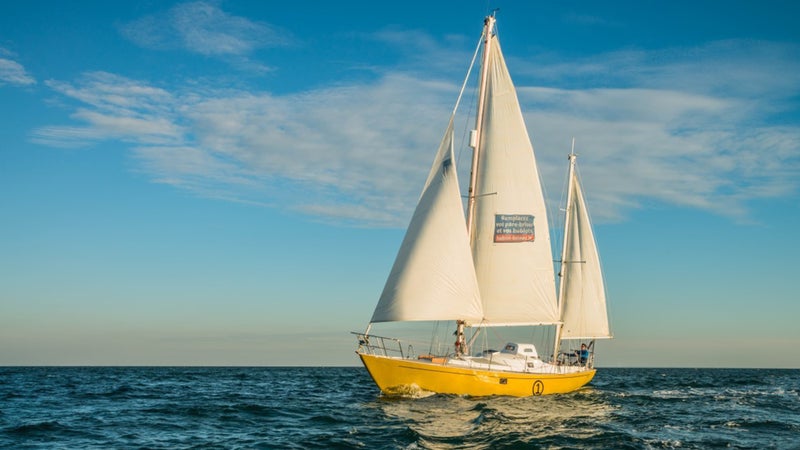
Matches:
[[427, 321, 441, 355], [454, 31, 485, 174]]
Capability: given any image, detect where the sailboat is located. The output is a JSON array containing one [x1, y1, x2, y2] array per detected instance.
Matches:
[[355, 13, 611, 397]]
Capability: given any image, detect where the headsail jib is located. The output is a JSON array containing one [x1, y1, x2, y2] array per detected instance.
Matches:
[[370, 120, 482, 324]]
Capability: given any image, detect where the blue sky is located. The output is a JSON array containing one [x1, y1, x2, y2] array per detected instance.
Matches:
[[1, 1, 798, 367]]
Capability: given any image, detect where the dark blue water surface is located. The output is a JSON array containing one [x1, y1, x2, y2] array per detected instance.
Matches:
[[1, 367, 798, 449]]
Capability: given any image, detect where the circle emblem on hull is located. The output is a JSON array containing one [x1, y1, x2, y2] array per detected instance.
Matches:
[[532, 380, 544, 396]]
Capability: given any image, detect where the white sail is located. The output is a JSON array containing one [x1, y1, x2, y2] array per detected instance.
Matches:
[[559, 165, 611, 339], [470, 36, 560, 326], [370, 120, 484, 324]]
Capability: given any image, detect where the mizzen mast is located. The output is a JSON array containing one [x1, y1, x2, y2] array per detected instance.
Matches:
[[553, 138, 578, 360]]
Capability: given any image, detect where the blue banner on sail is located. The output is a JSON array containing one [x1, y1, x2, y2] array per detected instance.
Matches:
[[494, 214, 535, 243]]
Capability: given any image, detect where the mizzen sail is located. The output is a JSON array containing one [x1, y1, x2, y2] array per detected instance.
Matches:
[[559, 163, 611, 339]]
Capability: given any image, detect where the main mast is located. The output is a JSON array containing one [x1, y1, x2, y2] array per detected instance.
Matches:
[[465, 13, 496, 239], [456, 13, 495, 356]]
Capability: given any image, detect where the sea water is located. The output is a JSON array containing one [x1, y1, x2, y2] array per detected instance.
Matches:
[[1, 367, 798, 449]]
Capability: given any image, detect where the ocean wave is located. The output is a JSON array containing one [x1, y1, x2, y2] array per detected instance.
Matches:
[[0, 367, 797, 449]]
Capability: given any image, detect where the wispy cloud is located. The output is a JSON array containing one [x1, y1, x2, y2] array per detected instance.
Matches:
[[32, 71, 455, 225], [31, 32, 800, 226], [33, 72, 182, 148], [0, 48, 36, 86], [512, 40, 800, 222], [119, 1, 289, 72]]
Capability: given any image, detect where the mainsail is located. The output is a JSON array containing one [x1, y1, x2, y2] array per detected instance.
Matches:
[[559, 158, 612, 339], [470, 36, 559, 326]]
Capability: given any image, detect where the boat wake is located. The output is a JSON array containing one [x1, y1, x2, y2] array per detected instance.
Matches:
[[381, 383, 437, 399]]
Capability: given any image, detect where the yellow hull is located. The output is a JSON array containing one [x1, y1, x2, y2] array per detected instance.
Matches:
[[359, 353, 595, 397]]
